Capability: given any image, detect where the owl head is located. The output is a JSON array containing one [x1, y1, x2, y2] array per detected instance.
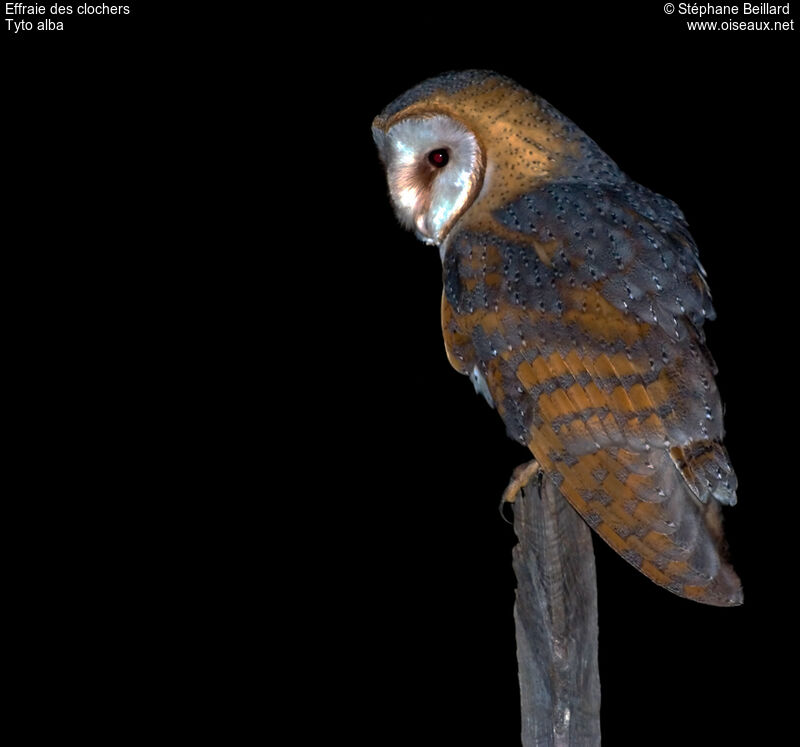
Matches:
[[372, 110, 485, 246], [372, 70, 608, 249]]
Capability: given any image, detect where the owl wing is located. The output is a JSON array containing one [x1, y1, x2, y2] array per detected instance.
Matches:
[[442, 180, 742, 605]]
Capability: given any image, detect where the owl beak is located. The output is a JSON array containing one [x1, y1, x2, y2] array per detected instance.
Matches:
[[414, 214, 438, 246]]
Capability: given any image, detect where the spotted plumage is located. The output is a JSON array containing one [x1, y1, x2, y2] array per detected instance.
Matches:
[[373, 70, 741, 606]]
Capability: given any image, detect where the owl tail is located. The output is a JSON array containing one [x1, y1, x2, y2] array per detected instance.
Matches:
[[548, 444, 743, 607]]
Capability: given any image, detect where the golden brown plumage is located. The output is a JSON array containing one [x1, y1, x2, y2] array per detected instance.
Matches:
[[373, 71, 741, 606]]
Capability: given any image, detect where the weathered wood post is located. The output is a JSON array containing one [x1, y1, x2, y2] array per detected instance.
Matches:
[[512, 474, 601, 746]]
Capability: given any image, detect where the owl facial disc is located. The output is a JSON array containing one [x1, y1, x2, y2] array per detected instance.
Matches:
[[373, 114, 484, 246]]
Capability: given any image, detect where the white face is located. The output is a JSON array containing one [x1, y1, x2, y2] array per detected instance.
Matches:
[[373, 114, 484, 246]]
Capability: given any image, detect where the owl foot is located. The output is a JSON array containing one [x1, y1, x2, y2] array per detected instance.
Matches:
[[502, 460, 542, 505]]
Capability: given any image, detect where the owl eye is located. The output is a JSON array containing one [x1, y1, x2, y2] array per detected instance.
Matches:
[[428, 149, 449, 168]]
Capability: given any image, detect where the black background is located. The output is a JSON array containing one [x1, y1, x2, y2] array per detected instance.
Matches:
[[7, 4, 798, 744]]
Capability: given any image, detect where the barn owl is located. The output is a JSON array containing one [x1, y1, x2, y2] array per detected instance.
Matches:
[[372, 71, 742, 606]]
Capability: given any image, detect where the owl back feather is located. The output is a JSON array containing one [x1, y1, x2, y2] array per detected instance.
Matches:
[[442, 193, 742, 605]]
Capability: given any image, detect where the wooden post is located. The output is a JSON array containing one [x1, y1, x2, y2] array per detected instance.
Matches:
[[512, 473, 601, 746]]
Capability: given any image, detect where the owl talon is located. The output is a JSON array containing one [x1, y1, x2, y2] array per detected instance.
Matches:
[[501, 460, 542, 506]]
